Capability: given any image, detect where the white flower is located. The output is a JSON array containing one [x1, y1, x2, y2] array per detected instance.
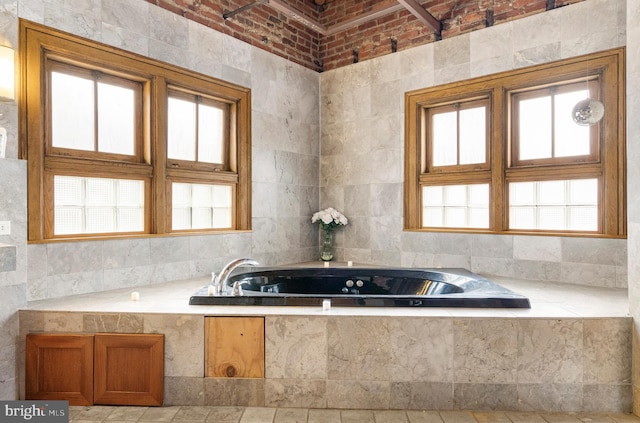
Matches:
[[311, 207, 348, 232]]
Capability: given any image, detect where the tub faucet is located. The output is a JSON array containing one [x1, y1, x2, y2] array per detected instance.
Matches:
[[214, 258, 259, 295]]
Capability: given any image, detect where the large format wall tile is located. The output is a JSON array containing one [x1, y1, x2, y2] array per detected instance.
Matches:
[[454, 319, 518, 384], [517, 320, 583, 384], [327, 316, 390, 381], [390, 317, 453, 383], [144, 314, 203, 378], [265, 316, 327, 380], [18, 309, 633, 412]]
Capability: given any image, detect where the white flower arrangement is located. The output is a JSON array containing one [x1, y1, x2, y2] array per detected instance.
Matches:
[[311, 207, 348, 232]]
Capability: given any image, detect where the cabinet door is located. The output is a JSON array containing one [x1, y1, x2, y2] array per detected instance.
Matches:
[[205, 317, 264, 378], [25, 333, 94, 406], [93, 333, 164, 406]]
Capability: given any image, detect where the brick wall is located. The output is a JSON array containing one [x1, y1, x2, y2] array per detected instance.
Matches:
[[145, 0, 585, 72]]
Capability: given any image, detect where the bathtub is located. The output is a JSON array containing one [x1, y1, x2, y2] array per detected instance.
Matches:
[[189, 266, 531, 308]]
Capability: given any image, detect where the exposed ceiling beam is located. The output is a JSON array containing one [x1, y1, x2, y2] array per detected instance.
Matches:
[[223, 0, 267, 20], [224, 0, 441, 38], [396, 0, 442, 37], [268, 0, 405, 36], [267, 0, 328, 34], [325, 0, 405, 36]]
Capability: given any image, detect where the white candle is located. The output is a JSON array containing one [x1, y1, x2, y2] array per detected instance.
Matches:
[[347, 261, 353, 267], [131, 291, 140, 301], [207, 285, 215, 296], [324, 262, 329, 268], [322, 299, 331, 311]]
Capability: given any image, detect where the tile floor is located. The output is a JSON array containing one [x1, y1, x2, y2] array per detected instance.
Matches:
[[69, 406, 640, 423]]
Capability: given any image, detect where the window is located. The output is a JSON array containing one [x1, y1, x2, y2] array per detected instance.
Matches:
[[405, 48, 625, 237], [21, 20, 251, 241]]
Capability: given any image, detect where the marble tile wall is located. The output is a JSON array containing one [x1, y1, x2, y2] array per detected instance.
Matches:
[[319, 0, 629, 289], [0, 0, 637, 408], [625, 0, 640, 415], [17, 311, 633, 412], [0, 159, 26, 400], [9, 0, 320, 302], [0, 0, 320, 400]]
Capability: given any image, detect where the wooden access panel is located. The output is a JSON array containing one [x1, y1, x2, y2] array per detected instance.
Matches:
[[25, 333, 94, 406], [93, 333, 164, 406], [205, 317, 264, 378]]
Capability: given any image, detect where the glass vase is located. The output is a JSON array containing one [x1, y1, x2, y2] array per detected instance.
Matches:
[[320, 230, 334, 261]]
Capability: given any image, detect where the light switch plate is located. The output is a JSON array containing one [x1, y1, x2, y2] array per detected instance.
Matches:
[[0, 221, 10, 235]]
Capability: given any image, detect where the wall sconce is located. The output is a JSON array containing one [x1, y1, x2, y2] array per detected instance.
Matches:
[[0, 45, 15, 102], [0, 45, 14, 158]]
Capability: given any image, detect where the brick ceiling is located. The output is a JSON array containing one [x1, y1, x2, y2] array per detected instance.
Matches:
[[145, 0, 585, 72]]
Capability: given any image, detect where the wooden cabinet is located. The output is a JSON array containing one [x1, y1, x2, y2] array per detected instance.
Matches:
[[205, 317, 264, 378], [93, 333, 164, 406], [26, 333, 164, 406], [25, 334, 94, 406]]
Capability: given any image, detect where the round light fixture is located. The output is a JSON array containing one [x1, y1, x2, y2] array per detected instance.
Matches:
[[572, 98, 604, 126]]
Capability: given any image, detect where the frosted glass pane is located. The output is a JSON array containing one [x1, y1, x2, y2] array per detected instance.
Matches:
[[117, 208, 144, 232], [569, 179, 597, 204], [54, 208, 84, 235], [213, 208, 232, 228], [568, 206, 597, 231], [86, 178, 115, 205], [168, 97, 196, 161], [510, 207, 536, 229], [422, 184, 489, 228], [423, 186, 443, 206], [555, 90, 590, 157], [117, 180, 144, 206], [539, 180, 565, 204], [86, 207, 115, 232], [51, 72, 94, 151], [172, 208, 191, 230], [172, 183, 191, 206], [538, 206, 565, 230], [55, 175, 83, 205], [459, 106, 486, 165], [519, 96, 551, 160], [444, 185, 466, 206], [192, 184, 213, 206], [213, 185, 232, 207], [54, 176, 144, 235], [510, 182, 535, 205], [468, 207, 489, 228], [198, 104, 224, 164], [444, 207, 466, 227], [509, 179, 599, 231], [423, 207, 443, 227], [171, 182, 232, 230], [98, 82, 135, 155], [192, 208, 212, 229], [469, 184, 489, 206], [432, 111, 457, 166]]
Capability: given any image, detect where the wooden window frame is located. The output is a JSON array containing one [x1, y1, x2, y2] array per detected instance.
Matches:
[[166, 87, 231, 171], [510, 80, 600, 168], [20, 20, 252, 242], [47, 60, 144, 161], [426, 97, 491, 174], [405, 48, 625, 237]]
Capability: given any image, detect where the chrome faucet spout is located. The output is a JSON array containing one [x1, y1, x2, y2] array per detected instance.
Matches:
[[214, 258, 259, 295]]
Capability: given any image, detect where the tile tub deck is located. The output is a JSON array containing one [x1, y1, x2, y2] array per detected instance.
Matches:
[[19, 269, 633, 414]]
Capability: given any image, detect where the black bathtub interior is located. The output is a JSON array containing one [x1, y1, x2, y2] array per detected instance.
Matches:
[[189, 267, 531, 308]]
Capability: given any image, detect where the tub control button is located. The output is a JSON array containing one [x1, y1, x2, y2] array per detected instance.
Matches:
[[356, 280, 364, 288], [345, 280, 354, 287], [342, 287, 349, 294]]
